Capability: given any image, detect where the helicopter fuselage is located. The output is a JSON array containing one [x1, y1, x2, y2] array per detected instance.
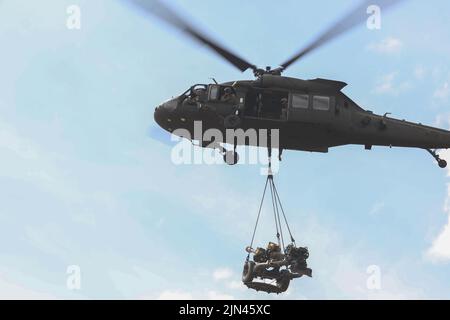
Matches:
[[154, 74, 450, 162]]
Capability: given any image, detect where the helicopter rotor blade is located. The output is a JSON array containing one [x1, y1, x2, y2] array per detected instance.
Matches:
[[128, 0, 256, 73], [278, 0, 405, 72]]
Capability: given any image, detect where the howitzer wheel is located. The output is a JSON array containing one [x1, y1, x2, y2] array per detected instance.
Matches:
[[242, 261, 255, 283]]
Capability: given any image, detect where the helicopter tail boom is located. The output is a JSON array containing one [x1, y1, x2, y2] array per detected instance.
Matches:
[[351, 114, 450, 150]]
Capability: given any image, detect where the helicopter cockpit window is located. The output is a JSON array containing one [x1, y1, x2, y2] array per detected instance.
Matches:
[[208, 85, 220, 101], [182, 84, 207, 104], [192, 85, 207, 99], [312, 96, 330, 111], [291, 94, 309, 109]]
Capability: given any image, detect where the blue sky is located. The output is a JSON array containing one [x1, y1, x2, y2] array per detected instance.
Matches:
[[1, 0, 450, 299]]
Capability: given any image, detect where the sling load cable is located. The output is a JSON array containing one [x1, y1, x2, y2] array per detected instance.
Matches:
[[272, 182, 296, 245], [247, 153, 295, 257], [247, 176, 269, 261], [267, 146, 283, 248], [269, 176, 282, 248], [273, 178, 286, 252]]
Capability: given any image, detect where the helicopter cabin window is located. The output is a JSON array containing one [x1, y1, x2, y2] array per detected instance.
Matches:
[[291, 94, 309, 109], [208, 85, 220, 101], [312, 96, 330, 111]]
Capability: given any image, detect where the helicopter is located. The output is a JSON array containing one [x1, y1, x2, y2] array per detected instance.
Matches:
[[131, 0, 450, 168]]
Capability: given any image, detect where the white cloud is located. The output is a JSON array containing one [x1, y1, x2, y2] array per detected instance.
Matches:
[[427, 216, 450, 262], [284, 216, 425, 300], [414, 66, 427, 80], [0, 120, 38, 160], [0, 116, 193, 299], [227, 280, 246, 291], [369, 201, 385, 216], [434, 114, 450, 129], [207, 291, 234, 300], [156, 289, 234, 300], [433, 82, 450, 101], [212, 268, 233, 281], [0, 274, 55, 300], [153, 267, 239, 300], [367, 271, 424, 299], [373, 72, 411, 95], [427, 145, 450, 263], [157, 290, 194, 300], [426, 180, 450, 262], [329, 256, 423, 299], [367, 37, 403, 54]]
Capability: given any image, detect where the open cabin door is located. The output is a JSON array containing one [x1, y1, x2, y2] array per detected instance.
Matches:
[[243, 89, 289, 121]]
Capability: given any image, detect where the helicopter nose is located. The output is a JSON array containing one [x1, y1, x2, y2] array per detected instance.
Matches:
[[154, 98, 178, 131], [160, 98, 178, 112], [154, 105, 167, 129]]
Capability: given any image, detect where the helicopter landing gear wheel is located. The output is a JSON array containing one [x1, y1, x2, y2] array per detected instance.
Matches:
[[426, 149, 447, 169], [224, 150, 239, 165], [224, 114, 241, 129]]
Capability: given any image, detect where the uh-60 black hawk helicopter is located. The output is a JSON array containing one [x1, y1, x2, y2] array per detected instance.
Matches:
[[132, 0, 450, 168]]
